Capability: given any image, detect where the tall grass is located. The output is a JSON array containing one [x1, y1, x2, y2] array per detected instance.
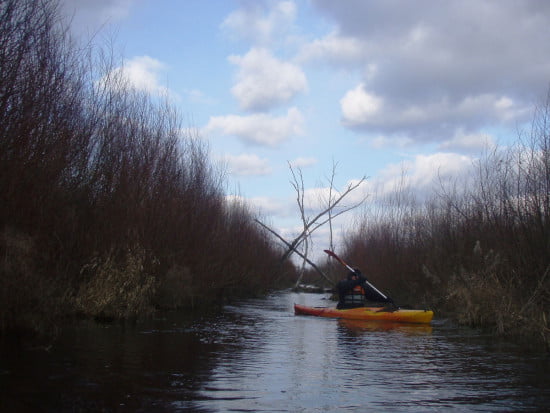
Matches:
[[0, 0, 295, 336], [343, 97, 550, 348]]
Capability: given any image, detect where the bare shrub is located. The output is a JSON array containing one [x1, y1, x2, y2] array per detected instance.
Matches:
[[0, 0, 296, 336], [343, 91, 550, 347]]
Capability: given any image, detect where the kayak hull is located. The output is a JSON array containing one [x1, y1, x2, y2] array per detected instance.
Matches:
[[294, 303, 433, 324]]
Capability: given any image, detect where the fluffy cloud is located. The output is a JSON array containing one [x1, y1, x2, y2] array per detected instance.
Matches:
[[221, 0, 297, 45], [438, 130, 496, 153], [297, 32, 365, 65], [102, 56, 172, 97], [222, 153, 272, 176], [309, 0, 550, 142], [226, 195, 294, 220], [229, 48, 307, 111], [371, 152, 474, 200], [341, 85, 530, 141], [248, 196, 289, 217], [340, 84, 383, 126], [302, 186, 353, 211], [205, 107, 304, 147]]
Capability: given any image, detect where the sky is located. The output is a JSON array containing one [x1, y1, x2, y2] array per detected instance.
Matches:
[[61, 0, 550, 260]]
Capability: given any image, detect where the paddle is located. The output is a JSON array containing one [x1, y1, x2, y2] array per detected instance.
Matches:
[[323, 249, 396, 308]]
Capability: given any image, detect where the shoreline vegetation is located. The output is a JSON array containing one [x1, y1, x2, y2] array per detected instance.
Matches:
[[1, 0, 548, 350], [306, 98, 550, 350], [358, 97, 550, 350], [0, 0, 296, 338]]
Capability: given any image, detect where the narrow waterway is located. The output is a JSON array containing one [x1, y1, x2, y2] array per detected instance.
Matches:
[[1, 291, 549, 412]]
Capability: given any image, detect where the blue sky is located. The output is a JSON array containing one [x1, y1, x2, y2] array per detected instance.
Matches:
[[62, 0, 550, 258]]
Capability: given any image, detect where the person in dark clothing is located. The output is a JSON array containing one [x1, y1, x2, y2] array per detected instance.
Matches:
[[336, 269, 366, 309], [336, 268, 394, 309]]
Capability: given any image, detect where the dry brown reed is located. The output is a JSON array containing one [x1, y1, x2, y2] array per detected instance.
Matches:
[[76, 246, 157, 320]]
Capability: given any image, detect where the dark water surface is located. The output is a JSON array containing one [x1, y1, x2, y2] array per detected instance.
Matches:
[[1, 292, 549, 412]]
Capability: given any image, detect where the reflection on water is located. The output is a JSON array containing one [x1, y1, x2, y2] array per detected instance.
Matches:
[[337, 318, 433, 334], [1, 291, 549, 412]]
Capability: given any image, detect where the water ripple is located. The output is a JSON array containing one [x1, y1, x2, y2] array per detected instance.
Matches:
[[2, 291, 549, 412]]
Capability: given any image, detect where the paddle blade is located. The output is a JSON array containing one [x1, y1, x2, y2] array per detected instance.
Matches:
[[323, 249, 348, 268], [323, 249, 336, 258]]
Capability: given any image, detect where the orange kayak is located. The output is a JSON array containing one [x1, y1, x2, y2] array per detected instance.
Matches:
[[294, 303, 434, 324]]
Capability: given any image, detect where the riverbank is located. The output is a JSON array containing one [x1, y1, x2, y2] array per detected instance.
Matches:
[[0, 0, 297, 339]]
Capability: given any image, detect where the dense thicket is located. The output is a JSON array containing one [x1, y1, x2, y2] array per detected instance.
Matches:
[[342, 96, 550, 348], [0, 0, 295, 335]]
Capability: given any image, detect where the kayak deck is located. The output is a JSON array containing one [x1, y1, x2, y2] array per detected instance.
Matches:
[[294, 303, 433, 324]]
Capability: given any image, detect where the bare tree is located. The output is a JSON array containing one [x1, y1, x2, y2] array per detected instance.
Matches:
[[284, 161, 368, 261], [257, 161, 368, 287], [326, 161, 338, 254]]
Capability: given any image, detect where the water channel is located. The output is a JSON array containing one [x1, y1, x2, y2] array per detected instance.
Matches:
[[1, 291, 549, 412]]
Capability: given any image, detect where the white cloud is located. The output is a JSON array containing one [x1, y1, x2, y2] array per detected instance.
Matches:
[[241, 180, 370, 259], [284, 178, 370, 221], [221, 0, 297, 45], [226, 195, 295, 224], [301, 185, 364, 216], [103, 56, 172, 98], [340, 83, 383, 126], [412, 153, 472, 186], [438, 130, 496, 153], [302, 187, 337, 210], [204, 107, 304, 147], [223, 153, 272, 176], [297, 32, 365, 64], [340, 178, 370, 205], [372, 152, 474, 200], [229, 48, 307, 111], [311, 0, 549, 142], [248, 196, 289, 217], [341, 86, 529, 142]]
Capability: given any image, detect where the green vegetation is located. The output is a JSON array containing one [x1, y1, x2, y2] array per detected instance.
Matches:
[[0, 0, 295, 337], [339, 101, 550, 348]]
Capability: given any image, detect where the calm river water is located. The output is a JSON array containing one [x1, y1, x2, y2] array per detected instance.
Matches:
[[1, 291, 549, 412]]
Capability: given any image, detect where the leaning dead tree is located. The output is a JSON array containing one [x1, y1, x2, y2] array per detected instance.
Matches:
[[256, 161, 368, 288], [254, 219, 333, 285], [284, 162, 368, 257]]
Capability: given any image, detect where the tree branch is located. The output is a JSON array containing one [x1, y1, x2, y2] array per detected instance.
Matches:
[[254, 219, 333, 285]]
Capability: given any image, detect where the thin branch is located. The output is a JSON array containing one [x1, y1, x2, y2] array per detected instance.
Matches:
[[281, 175, 368, 262], [255, 219, 333, 285]]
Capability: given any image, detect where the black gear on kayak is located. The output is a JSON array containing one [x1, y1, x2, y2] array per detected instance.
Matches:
[[363, 285, 391, 303], [347, 267, 362, 280], [337, 268, 393, 309]]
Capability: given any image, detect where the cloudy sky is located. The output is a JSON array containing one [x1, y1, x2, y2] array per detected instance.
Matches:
[[62, 0, 550, 257]]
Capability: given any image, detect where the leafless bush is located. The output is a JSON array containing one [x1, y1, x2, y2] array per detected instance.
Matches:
[[344, 92, 550, 347], [0, 0, 295, 335]]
